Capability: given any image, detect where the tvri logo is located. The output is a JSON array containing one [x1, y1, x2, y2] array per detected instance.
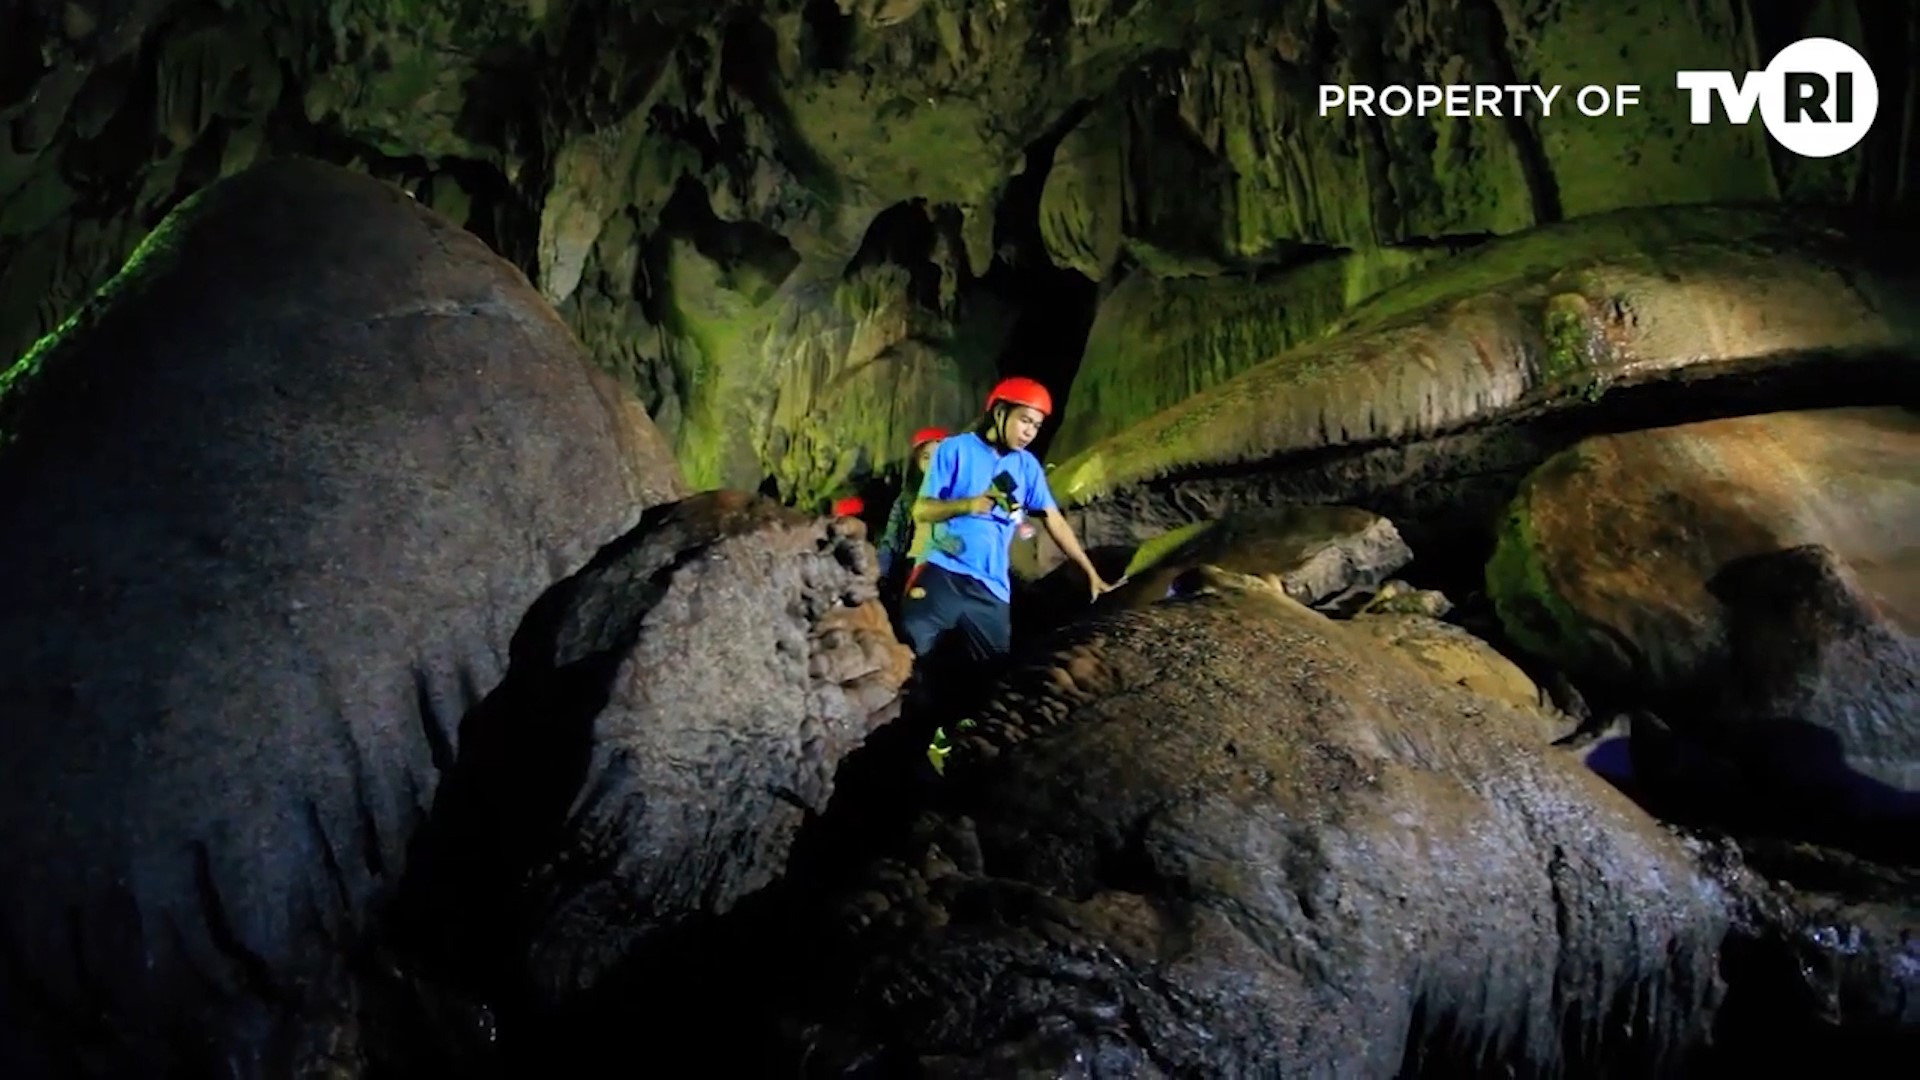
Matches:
[[1677, 37, 1879, 158]]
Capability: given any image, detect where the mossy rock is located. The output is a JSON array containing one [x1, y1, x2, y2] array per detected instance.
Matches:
[[1047, 205, 1915, 506], [1483, 465, 1616, 681]]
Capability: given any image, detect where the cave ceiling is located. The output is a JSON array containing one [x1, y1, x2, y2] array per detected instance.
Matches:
[[3, 0, 1915, 502]]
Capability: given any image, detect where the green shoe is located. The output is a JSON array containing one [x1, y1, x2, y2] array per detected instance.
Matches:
[[927, 726, 952, 774]]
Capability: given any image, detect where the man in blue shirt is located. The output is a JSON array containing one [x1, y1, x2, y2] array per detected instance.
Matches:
[[900, 376, 1114, 668]]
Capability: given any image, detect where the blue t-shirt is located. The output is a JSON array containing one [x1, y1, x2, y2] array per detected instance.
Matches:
[[917, 432, 1056, 603]]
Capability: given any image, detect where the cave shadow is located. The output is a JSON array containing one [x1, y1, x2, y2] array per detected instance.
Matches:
[[1615, 712, 1920, 868], [369, 501, 729, 1073], [1011, 541, 1135, 647]]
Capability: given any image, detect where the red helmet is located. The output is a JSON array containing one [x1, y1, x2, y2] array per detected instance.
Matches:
[[831, 495, 865, 517], [985, 376, 1052, 417], [910, 426, 949, 448]]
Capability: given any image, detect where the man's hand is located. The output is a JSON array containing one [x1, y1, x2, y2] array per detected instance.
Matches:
[[1088, 573, 1122, 601]]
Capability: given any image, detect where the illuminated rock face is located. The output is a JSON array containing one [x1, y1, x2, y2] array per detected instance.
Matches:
[[0, 158, 685, 1074], [1487, 407, 1920, 823], [1046, 209, 1920, 507]]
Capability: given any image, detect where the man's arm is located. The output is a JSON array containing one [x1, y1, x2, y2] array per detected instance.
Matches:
[[914, 494, 993, 523], [911, 440, 992, 523], [1026, 464, 1114, 599], [1040, 511, 1116, 599]]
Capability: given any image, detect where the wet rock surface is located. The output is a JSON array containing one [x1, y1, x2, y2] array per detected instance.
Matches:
[[773, 574, 1745, 1076], [1346, 611, 1551, 718], [398, 491, 912, 1013], [1707, 545, 1919, 825], [1487, 407, 1919, 827], [1487, 408, 1918, 690], [0, 158, 685, 1074]]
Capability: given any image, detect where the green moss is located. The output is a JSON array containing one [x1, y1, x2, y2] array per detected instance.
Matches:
[[1119, 241, 1231, 279], [306, 0, 544, 160], [1326, 205, 1807, 340], [0, 185, 200, 446], [1482, 469, 1594, 674], [780, 75, 1003, 213], [1540, 293, 1591, 384], [832, 263, 910, 322], [652, 238, 773, 491], [1052, 246, 1447, 458], [1508, 1, 1776, 217], [762, 270, 1008, 508], [1122, 520, 1217, 579]]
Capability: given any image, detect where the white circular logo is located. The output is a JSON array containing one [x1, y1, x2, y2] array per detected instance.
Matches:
[[1761, 37, 1878, 158]]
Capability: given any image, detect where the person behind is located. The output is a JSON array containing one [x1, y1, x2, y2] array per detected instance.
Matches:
[[875, 426, 948, 599], [900, 376, 1113, 674]]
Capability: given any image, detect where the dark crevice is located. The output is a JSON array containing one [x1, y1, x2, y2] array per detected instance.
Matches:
[[385, 502, 725, 1023], [0, 5, 51, 109], [800, 0, 855, 72], [1469, 0, 1563, 225], [975, 99, 1105, 458], [411, 666, 456, 774], [305, 799, 355, 923], [189, 843, 283, 1005], [843, 198, 944, 307]]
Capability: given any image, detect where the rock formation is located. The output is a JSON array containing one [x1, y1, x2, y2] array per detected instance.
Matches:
[[399, 491, 913, 1012], [778, 574, 1745, 1075], [1487, 407, 1919, 824], [0, 158, 685, 1074], [1046, 208, 1920, 508], [1014, 504, 1410, 641]]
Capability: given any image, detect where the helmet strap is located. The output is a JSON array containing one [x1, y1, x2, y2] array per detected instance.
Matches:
[[985, 402, 1011, 448]]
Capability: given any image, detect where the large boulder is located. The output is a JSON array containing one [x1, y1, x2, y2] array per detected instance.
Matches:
[[0, 158, 685, 1073], [780, 570, 1749, 1075], [1708, 545, 1919, 822], [402, 492, 913, 1008], [1485, 407, 1918, 819]]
